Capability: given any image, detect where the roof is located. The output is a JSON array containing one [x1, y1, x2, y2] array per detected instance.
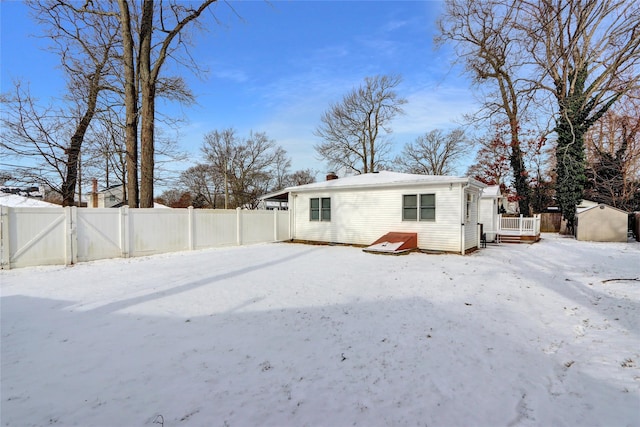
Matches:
[[577, 203, 629, 215], [0, 193, 59, 208], [261, 171, 485, 200], [481, 185, 502, 198]]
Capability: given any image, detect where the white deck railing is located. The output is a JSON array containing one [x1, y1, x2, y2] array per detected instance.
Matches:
[[497, 214, 541, 236]]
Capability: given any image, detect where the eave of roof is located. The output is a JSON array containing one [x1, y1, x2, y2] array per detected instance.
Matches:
[[260, 171, 485, 201], [291, 171, 483, 192]]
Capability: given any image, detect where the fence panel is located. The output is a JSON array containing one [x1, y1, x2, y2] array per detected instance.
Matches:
[[276, 211, 289, 241], [540, 212, 562, 232], [3, 207, 67, 268], [241, 210, 276, 244], [193, 209, 237, 249], [1, 207, 292, 269], [76, 208, 123, 262], [129, 208, 190, 257]]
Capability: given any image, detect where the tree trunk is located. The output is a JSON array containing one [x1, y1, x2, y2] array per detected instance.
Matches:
[[61, 142, 81, 207], [61, 70, 103, 207], [138, 0, 154, 208], [508, 121, 531, 216], [117, 0, 139, 208], [139, 83, 156, 208]]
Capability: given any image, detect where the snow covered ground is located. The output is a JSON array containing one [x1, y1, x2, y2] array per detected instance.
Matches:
[[1, 234, 639, 426]]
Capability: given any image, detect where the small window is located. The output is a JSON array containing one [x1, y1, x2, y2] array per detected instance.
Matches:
[[420, 194, 436, 221], [403, 195, 418, 220], [321, 197, 331, 221], [403, 193, 435, 221], [108, 195, 116, 202], [310, 198, 320, 221], [310, 197, 331, 221]]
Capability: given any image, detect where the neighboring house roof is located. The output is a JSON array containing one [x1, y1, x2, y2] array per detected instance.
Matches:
[[99, 184, 124, 193], [0, 193, 59, 207], [481, 185, 501, 198], [261, 171, 485, 200]]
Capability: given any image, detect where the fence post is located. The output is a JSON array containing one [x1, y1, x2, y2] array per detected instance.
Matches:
[[65, 206, 78, 266], [0, 206, 10, 270], [236, 207, 242, 246], [188, 206, 195, 251], [273, 209, 279, 241], [120, 206, 130, 258]]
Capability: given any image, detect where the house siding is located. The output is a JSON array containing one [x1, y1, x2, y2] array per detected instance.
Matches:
[[291, 183, 468, 253], [464, 188, 481, 251], [479, 198, 497, 234]]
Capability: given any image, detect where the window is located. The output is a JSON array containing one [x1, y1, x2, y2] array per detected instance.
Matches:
[[403, 193, 435, 221], [403, 195, 418, 220], [321, 197, 331, 221], [466, 193, 474, 221], [420, 194, 436, 220], [108, 195, 116, 202], [310, 197, 331, 221]]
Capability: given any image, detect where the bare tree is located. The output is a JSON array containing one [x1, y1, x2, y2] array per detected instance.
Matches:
[[438, 0, 533, 214], [180, 163, 223, 208], [314, 74, 407, 174], [395, 128, 469, 175], [116, 0, 139, 208], [135, 0, 218, 208], [466, 126, 512, 186], [284, 169, 317, 187], [201, 129, 291, 209], [1, 85, 73, 196], [2, 1, 120, 206], [584, 94, 640, 210], [519, 0, 640, 227], [81, 109, 128, 197], [76, 0, 219, 207]]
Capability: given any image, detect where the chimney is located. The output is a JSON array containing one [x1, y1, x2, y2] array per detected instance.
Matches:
[[92, 178, 98, 208], [326, 171, 338, 181]]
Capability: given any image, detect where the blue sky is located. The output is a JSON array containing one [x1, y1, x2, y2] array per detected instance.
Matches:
[[1, 0, 478, 182]]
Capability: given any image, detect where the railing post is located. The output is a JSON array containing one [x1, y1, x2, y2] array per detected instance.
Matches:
[[519, 214, 523, 234], [497, 214, 502, 233]]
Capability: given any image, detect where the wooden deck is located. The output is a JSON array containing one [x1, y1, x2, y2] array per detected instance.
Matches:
[[496, 215, 541, 244]]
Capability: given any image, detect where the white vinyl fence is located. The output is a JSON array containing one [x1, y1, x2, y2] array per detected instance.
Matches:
[[0, 206, 290, 270]]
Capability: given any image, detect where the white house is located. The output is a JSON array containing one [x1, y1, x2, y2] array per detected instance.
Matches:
[[88, 183, 125, 208], [261, 171, 486, 254]]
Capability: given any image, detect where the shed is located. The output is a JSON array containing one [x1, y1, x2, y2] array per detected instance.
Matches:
[[261, 171, 485, 254], [575, 203, 628, 242]]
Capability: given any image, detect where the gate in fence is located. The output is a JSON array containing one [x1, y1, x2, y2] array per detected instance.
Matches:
[[0, 206, 290, 270]]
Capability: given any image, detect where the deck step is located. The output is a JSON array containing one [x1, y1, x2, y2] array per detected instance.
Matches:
[[498, 234, 541, 244]]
